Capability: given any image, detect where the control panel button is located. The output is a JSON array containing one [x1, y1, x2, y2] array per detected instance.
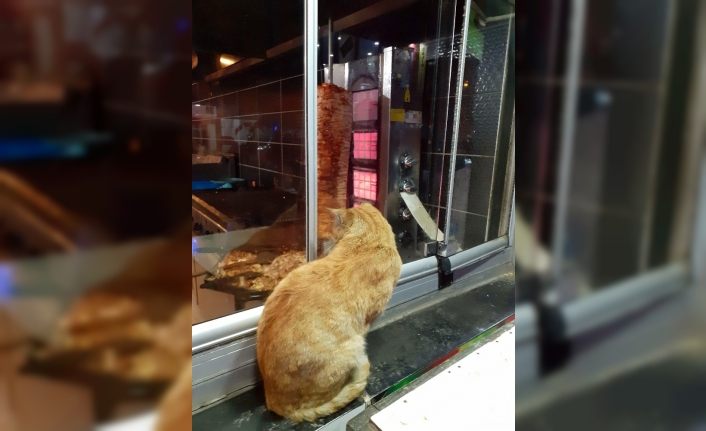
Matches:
[[399, 153, 416, 170], [399, 207, 412, 221], [399, 178, 416, 193]]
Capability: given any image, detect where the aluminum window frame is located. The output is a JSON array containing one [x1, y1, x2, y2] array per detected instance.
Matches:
[[441, 7, 515, 256], [549, 0, 682, 300], [551, 0, 587, 286], [547, 0, 706, 339], [674, 0, 706, 286], [694, 153, 706, 287], [442, 0, 473, 242]]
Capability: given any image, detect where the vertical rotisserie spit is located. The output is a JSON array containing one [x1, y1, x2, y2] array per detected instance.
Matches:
[[317, 83, 352, 243]]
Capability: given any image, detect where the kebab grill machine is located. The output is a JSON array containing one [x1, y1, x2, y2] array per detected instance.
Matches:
[[331, 44, 444, 262]]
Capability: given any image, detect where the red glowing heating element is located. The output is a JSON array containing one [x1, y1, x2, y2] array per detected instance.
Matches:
[[353, 169, 377, 201], [353, 131, 378, 160]]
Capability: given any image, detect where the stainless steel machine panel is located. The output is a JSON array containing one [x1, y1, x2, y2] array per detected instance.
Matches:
[[335, 46, 432, 262]]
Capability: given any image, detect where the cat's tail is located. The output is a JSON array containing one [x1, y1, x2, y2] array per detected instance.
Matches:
[[285, 378, 367, 423]]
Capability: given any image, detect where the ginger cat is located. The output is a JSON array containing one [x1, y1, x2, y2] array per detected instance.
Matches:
[[256, 203, 402, 422]]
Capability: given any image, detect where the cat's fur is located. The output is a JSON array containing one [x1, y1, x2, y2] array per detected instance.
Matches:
[[256, 203, 402, 422]]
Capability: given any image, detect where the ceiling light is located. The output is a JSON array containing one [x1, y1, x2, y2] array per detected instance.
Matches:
[[374, 41, 379, 46], [219, 54, 240, 68]]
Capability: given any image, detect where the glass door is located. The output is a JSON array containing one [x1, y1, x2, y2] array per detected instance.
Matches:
[[436, 1, 515, 260]]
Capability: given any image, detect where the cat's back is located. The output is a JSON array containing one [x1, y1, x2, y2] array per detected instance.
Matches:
[[256, 258, 347, 379], [257, 258, 338, 338]]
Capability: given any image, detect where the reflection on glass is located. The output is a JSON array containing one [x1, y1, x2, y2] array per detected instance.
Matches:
[[192, 1, 306, 323]]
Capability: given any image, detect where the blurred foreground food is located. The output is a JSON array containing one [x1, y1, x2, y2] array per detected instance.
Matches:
[[1, 232, 191, 429], [0, 0, 191, 428]]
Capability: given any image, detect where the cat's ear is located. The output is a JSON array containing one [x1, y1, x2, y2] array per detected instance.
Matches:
[[328, 208, 345, 227]]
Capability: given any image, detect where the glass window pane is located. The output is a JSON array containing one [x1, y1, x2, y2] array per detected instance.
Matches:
[[192, 0, 306, 323], [442, 6, 515, 254]]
